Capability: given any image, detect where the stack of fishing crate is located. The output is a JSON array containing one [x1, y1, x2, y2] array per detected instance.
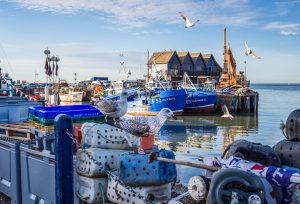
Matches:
[[27, 105, 104, 153], [76, 122, 177, 204]]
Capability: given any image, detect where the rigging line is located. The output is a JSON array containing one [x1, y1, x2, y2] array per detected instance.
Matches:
[[0, 42, 14, 77], [0, 43, 14, 75]]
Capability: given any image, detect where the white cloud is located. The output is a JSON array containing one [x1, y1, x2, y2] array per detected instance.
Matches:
[[264, 21, 300, 36], [7, 0, 259, 28]]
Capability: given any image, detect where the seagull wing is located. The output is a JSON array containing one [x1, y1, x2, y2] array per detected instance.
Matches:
[[222, 105, 230, 115], [96, 99, 117, 114], [179, 12, 188, 22], [250, 52, 262, 59], [117, 118, 150, 136], [244, 41, 251, 54], [179, 12, 192, 25]]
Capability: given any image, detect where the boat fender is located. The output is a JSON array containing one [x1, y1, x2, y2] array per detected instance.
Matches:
[[207, 168, 265, 204], [118, 149, 177, 187], [274, 140, 300, 169], [187, 175, 209, 201], [106, 170, 172, 204], [81, 122, 139, 150], [222, 139, 281, 167], [283, 109, 300, 140], [76, 148, 131, 177], [75, 174, 108, 204]]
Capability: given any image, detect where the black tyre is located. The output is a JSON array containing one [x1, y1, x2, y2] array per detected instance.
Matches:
[[207, 168, 265, 204]]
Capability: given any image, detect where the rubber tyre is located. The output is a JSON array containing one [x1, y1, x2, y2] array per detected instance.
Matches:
[[207, 168, 265, 204]]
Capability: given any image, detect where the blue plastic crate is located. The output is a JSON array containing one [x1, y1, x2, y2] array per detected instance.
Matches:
[[0, 139, 21, 204], [29, 105, 103, 121]]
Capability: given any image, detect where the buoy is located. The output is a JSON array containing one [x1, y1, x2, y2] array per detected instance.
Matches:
[[188, 176, 207, 201]]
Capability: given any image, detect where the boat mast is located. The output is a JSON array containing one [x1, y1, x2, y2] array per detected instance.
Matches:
[[223, 28, 228, 74], [147, 49, 150, 84]]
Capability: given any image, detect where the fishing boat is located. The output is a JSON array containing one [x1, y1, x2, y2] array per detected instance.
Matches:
[[59, 91, 84, 102], [0, 69, 42, 123], [127, 88, 187, 116], [184, 91, 216, 113], [181, 73, 217, 113]]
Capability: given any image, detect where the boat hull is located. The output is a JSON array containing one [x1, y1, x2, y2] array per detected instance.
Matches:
[[60, 92, 84, 102], [184, 91, 216, 114], [127, 89, 187, 116]]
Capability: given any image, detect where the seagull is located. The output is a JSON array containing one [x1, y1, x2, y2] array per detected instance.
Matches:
[[221, 105, 234, 120], [94, 91, 129, 123], [244, 41, 261, 59], [179, 12, 199, 28], [118, 108, 177, 136]]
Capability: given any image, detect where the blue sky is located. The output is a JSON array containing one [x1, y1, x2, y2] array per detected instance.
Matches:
[[0, 0, 299, 83]]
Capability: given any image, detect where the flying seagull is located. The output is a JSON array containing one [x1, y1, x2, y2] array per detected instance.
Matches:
[[179, 12, 199, 28], [118, 108, 177, 137], [94, 91, 129, 123], [221, 105, 234, 120], [244, 41, 261, 59]]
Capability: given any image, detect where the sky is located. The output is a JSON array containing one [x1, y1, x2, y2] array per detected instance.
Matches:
[[0, 0, 299, 83]]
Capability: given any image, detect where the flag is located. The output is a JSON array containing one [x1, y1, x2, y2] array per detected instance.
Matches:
[[55, 61, 59, 76], [52, 61, 55, 76], [44, 57, 49, 75]]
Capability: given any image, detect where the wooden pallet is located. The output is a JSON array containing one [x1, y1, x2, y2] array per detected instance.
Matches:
[[28, 120, 55, 132], [0, 123, 34, 140]]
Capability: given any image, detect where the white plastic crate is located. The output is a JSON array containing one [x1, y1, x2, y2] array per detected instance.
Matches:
[[76, 148, 131, 177], [81, 123, 139, 150], [106, 171, 172, 204], [75, 174, 108, 204]]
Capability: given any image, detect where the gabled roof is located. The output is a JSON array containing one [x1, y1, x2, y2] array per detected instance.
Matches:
[[190, 52, 205, 65], [203, 53, 222, 70], [202, 54, 212, 63], [148, 51, 178, 64], [177, 52, 193, 64]]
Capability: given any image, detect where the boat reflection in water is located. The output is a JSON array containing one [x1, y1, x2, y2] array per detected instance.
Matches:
[[157, 114, 258, 156]]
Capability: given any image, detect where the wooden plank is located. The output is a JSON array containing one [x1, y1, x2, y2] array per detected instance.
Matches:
[[0, 123, 29, 129], [5, 130, 13, 137], [0, 134, 31, 141], [0, 126, 30, 133]]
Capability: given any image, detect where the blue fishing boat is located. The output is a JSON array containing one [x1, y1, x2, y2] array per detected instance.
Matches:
[[184, 90, 216, 113], [127, 88, 187, 116], [148, 89, 187, 115], [181, 73, 217, 113]]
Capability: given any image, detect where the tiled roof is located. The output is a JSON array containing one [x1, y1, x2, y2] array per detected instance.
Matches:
[[176, 52, 189, 63], [190, 53, 201, 64], [148, 51, 175, 64]]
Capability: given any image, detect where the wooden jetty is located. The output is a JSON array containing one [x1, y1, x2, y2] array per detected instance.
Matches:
[[215, 92, 259, 114]]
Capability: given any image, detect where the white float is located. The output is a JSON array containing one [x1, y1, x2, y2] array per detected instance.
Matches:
[[76, 148, 131, 177], [75, 174, 108, 204], [106, 171, 172, 204], [81, 123, 139, 150]]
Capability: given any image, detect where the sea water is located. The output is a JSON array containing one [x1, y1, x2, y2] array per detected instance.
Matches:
[[158, 84, 300, 156]]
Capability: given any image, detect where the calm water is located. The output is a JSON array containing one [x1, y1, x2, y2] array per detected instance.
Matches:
[[157, 84, 300, 157]]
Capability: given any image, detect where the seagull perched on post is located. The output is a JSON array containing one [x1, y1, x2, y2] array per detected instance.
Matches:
[[179, 12, 199, 28], [94, 91, 129, 123], [117, 108, 177, 137], [244, 41, 261, 59], [221, 105, 234, 120]]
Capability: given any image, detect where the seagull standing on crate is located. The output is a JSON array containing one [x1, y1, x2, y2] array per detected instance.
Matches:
[[94, 91, 129, 123], [117, 108, 177, 137], [221, 105, 234, 120]]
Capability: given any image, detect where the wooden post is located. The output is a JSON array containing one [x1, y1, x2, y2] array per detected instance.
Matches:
[[54, 114, 74, 204]]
